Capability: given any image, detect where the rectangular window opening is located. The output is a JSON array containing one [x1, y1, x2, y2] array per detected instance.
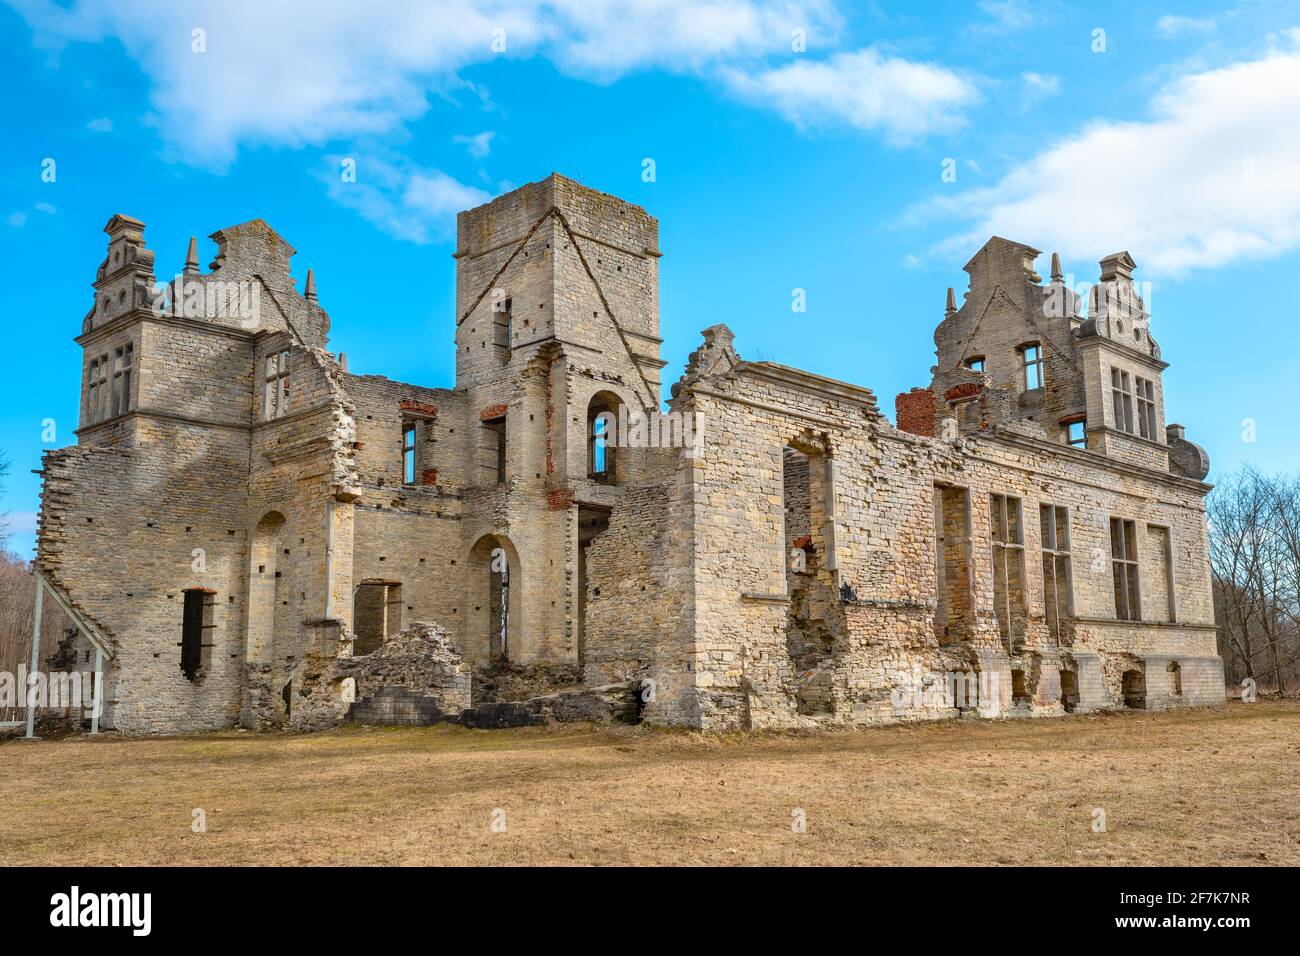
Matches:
[[1022, 344, 1043, 390], [1040, 504, 1073, 643], [1110, 368, 1134, 434], [934, 485, 974, 645], [493, 297, 513, 359], [1135, 376, 1157, 440], [263, 349, 291, 420], [180, 589, 215, 682], [991, 493, 1027, 653], [402, 422, 417, 484], [1110, 517, 1141, 621]]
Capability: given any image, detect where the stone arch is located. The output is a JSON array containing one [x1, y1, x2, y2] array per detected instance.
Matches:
[[467, 533, 522, 662], [246, 510, 285, 666]]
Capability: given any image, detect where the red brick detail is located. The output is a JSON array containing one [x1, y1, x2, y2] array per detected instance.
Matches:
[[943, 382, 983, 403], [399, 399, 438, 417], [420, 468, 439, 486], [480, 403, 508, 421], [547, 488, 575, 511], [792, 535, 813, 551], [895, 386, 935, 437]]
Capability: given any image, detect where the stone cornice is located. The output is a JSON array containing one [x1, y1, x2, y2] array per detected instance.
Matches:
[[987, 426, 1212, 493], [1075, 331, 1170, 371], [737, 361, 880, 413], [77, 309, 258, 347]]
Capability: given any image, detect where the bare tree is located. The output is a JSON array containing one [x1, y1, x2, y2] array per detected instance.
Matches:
[[0, 451, 10, 552], [1209, 467, 1300, 695]]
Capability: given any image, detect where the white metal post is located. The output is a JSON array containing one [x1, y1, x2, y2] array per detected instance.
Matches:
[[24, 582, 44, 739], [90, 646, 104, 735]]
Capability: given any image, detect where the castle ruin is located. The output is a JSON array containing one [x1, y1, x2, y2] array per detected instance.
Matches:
[[34, 173, 1223, 733]]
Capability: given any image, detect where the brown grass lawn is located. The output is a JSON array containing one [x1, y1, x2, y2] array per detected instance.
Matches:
[[2, 701, 1298, 866]]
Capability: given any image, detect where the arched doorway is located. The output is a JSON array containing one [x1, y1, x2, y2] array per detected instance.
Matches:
[[468, 534, 521, 662]]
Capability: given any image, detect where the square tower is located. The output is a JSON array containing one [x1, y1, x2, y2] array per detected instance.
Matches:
[[453, 173, 663, 401]]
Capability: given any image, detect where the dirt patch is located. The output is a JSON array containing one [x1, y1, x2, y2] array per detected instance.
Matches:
[[1, 701, 1297, 866]]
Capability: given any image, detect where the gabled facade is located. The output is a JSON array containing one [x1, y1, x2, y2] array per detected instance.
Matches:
[[36, 175, 1222, 733]]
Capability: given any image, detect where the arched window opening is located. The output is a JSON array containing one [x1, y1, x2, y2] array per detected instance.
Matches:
[[469, 534, 520, 662], [587, 392, 622, 483]]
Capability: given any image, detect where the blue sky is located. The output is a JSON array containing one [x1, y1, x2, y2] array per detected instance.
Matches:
[[2, 0, 1299, 557]]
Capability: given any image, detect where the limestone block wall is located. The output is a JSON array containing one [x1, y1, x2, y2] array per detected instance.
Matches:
[[345, 374, 463, 491], [671, 342, 1220, 730], [37, 420, 251, 733], [581, 479, 678, 684], [352, 506, 464, 650]]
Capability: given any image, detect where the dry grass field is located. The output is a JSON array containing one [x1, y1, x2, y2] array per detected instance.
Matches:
[[2, 701, 1298, 866]]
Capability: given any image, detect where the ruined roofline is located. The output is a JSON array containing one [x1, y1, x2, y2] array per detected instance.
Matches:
[[742, 360, 880, 413], [959, 237, 1145, 288], [962, 235, 1042, 274], [207, 217, 296, 255]]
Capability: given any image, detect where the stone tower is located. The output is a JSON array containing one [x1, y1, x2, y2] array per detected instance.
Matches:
[[450, 174, 667, 664]]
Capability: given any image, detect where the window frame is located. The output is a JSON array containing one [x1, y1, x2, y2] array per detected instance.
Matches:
[[990, 492, 1026, 651], [1039, 504, 1073, 641], [263, 349, 291, 420], [401, 421, 417, 484], [1110, 517, 1141, 621], [964, 355, 985, 373], [1065, 418, 1087, 448], [180, 588, 216, 682], [87, 357, 100, 423], [1110, 368, 1134, 434], [110, 343, 133, 418], [1135, 375, 1157, 440], [1020, 343, 1044, 390], [88, 352, 111, 423]]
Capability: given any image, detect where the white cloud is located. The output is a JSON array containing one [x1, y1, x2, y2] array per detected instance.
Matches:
[[13, 0, 846, 166], [86, 116, 112, 132], [6, 511, 38, 537], [547, 0, 841, 78], [7, 212, 27, 228], [974, 0, 1038, 34], [453, 131, 496, 159], [722, 48, 978, 143], [1156, 15, 1217, 38], [1020, 71, 1060, 96], [321, 154, 489, 244], [921, 39, 1300, 276], [34, 201, 56, 214]]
